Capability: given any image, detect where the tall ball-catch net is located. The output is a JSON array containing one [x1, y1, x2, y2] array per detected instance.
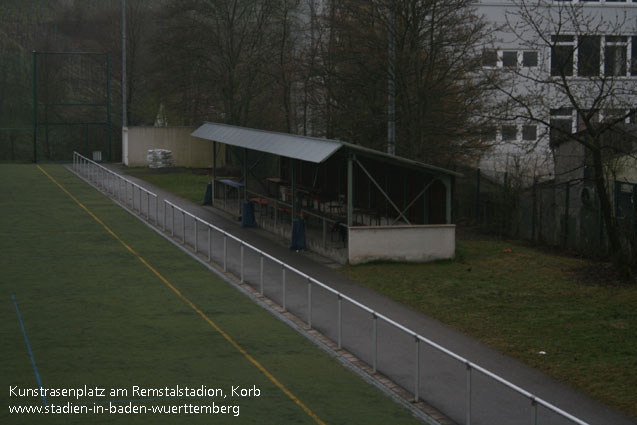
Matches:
[[33, 52, 111, 162]]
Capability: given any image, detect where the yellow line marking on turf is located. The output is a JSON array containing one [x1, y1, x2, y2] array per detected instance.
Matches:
[[37, 165, 326, 425]]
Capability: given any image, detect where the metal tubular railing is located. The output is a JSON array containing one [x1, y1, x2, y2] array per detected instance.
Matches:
[[71, 154, 589, 425], [161, 201, 588, 425], [72, 152, 158, 225]]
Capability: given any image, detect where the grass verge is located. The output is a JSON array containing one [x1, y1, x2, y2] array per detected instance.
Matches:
[[126, 167, 212, 205], [342, 236, 637, 418]]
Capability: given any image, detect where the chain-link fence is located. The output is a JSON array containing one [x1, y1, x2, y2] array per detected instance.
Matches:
[[454, 166, 614, 256]]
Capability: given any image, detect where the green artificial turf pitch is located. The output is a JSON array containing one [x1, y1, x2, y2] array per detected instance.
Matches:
[[0, 164, 422, 425]]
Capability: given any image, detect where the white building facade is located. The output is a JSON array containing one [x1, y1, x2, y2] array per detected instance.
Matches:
[[474, 0, 637, 178]]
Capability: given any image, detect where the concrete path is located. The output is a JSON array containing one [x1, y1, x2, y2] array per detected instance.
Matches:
[[71, 163, 636, 425]]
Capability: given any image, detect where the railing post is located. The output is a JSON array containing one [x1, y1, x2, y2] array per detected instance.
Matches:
[[466, 362, 472, 425], [147, 191, 150, 220], [240, 244, 244, 283], [163, 201, 167, 231], [223, 236, 227, 272], [322, 218, 327, 247], [155, 196, 158, 225], [194, 218, 198, 253], [182, 211, 186, 245], [274, 199, 278, 224], [531, 397, 538, 425], [208, 227, 211, 262], [260, 256, 264, 295], [139, 186, 142, 214], [307, 278, 312, 328], [337, 295, 342, 349], [414, 335, 420, 401], [282, 267, 286, 311], [372, 313, 378, 373], [171, 204, 175, 237]]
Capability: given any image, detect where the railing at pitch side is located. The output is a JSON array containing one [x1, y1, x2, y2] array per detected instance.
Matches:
[[73, 152, 158, 224], [72, 152, 589, 425]]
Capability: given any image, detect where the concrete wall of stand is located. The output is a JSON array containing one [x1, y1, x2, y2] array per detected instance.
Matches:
[[348, 225, 456, 264]]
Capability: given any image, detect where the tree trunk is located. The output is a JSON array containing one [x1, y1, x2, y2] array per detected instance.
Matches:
[[591, 146, 632, 280]]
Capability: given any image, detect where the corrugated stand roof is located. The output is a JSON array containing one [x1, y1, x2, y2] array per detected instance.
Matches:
[[192, 122, 461, 177]]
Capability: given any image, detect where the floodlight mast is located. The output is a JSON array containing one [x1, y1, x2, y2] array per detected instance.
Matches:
[[387, 3, 396, 156], [122, 0, 127, 128], [33, 51, 38, 162], [122, 0, 128, 165]]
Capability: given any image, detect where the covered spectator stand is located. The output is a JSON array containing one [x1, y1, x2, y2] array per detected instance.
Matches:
[[192, 123, 460, 264]]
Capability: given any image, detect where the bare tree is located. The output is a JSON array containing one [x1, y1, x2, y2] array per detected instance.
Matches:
[[304, 0, 496, 165], [493, 0, 637, 278], [153, 0, 294, 127]]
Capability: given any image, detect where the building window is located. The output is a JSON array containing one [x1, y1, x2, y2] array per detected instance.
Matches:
[[482, 49, 497, 67], [578, 36, 601, 76], [522, 125, 537, 141], [550, 108, 574, 144], [551, 36, 574, 76], [522, 51, 538, 67], [577, 109, 599, 131], [603, 109, 624, 123], [502, 125, 518, 141], [605, 36, 627, 76], [603, 109, 636, 124], [502, 51, 518, 68], [551, 34, 637, 78], [482, 49, 539, 69], [488, 124, 539, 142], [481, 126, 497, 142]]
